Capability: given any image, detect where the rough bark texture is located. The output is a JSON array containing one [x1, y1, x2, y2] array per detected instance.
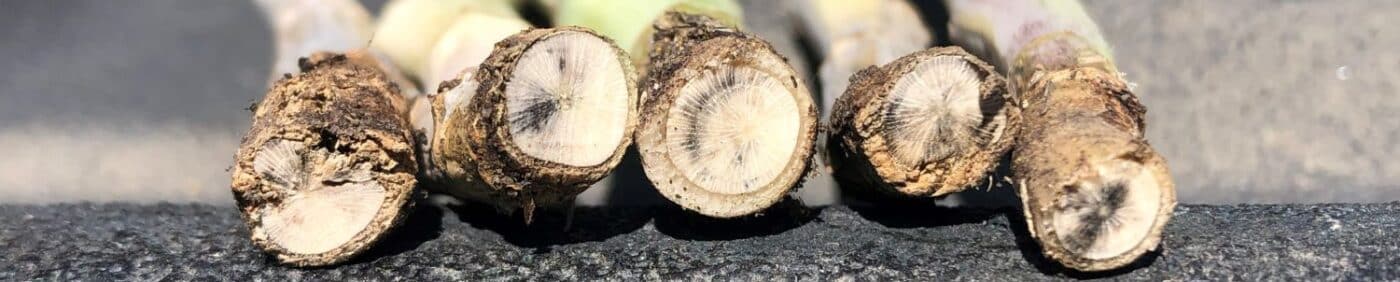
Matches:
[[423, 74, 496, 211], [826, 47, 1016, 198], [427, 27, 639, 220], [229, 52, 417, 266], [636, 12, 818, 218], [1010, 34, 1175, 271]]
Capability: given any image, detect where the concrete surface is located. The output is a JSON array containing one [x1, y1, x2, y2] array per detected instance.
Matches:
[[0, 0, 1397, 204], [2, 202, 1397, 280], [1082, 0, 1400, 203]]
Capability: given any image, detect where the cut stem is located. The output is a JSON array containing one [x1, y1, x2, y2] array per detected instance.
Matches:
[[826, 46, 1016, 198], [230, 51, 417, 267], [635, 12, 818, 218], [425, 27, 639, 222], [947, 0, 1176, 271]]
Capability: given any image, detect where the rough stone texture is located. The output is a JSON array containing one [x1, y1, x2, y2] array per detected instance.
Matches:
[[1, 202, 1396, 280]]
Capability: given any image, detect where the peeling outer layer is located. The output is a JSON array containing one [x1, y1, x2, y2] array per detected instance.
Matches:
[[230, 53, 417, 267], [1012, 63, 1175, 271], [430, 27, 640, 220], [636, 12, 818, 218], [423, 69, 508, 214], [826, 47, 1017, 198]]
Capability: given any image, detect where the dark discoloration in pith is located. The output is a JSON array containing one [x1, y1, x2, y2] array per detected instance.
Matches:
[[510, 89, 559, 133], [1060, 181, 1128, 254], [682, 116, 705, 159], [677, 78, 738, 161], [880, 90, 974, 163]]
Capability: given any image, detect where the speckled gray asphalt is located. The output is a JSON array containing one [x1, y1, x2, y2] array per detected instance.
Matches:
[[2, 202, 1396, 280]]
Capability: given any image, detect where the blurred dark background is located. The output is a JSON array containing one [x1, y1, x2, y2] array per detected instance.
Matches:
[[0, 0, 1396, 204]]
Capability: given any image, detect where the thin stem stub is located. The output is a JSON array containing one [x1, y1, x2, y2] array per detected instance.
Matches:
[[826, 47, 1016, 198], [427, 27, 638, 221], [636, 12, 818, 218], [231, 52, 417, 267]]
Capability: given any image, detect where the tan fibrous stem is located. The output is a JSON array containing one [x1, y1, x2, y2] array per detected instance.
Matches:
[[230, 52, 417, 267], [426, 27, 639, 222], [826, 47, 1017, 198], [635, 12, 818, 218], [945, 0, 1177, 270], [1011, 39, 1175, 271]]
